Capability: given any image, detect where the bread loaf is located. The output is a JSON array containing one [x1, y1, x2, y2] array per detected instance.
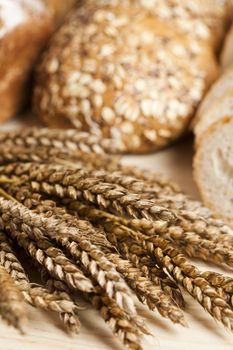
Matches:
[[193, 64, 233, 226], [138, 0, 231, 50], [221, 23, 233, 69], [33, 0, 219, 154], [0, 0, 75, 123]]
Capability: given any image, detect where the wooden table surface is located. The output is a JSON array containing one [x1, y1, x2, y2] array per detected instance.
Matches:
[[1, 116, 233, 350]]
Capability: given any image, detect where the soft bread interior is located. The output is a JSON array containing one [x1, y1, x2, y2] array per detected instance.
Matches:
[[195, 65, 233, 121], [195, 90, 233, 141], [194, 118, 233, 225]]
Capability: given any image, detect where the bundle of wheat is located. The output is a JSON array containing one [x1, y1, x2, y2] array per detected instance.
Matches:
[[0, 127, 233, 349]]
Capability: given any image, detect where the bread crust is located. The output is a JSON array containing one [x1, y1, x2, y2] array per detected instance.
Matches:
[[221, 23, 233, 69], [33, 1, 219, 154], [193, 60, 233, 225], [193, 64, 233, 136], [0, 0, 75, 123], [0, 0, 51, 122], [193, 116, 233, 225]]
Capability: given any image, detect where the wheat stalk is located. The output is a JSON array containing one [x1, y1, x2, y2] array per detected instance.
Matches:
[[106, 220, 233, 329], [85, 205, 233, 270], [87, 286, 144, 350], [31, 196, 185, 321], [1, 221, 93, 294], [1, 136, 231, 248], [117, 165, 233, 245], [200, 271, 233, 307], [0, 162, 176, 223], [0, 127, 125, 154], [23, 285, 81, 335], [143, 236, 233, 330], [69, 200, 233, 329], [0, 231, 29, 289], [69, 200, 186, 324], [69, 168, 233, 268], [65, 200, 185, 308], [0, 144, 119, 172], [0, 230, 81, 334], [0, 198, 136, 316], [3, 162, 232, 258], [0, 265, 26, 333], [2, 185, 185, 326]]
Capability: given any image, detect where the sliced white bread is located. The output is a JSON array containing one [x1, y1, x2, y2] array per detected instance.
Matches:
[[221, 23, 233, 69], [193, 65, 233, 131], [194, 117, 233, 226], [194, 64, 233, 226], [194, 88, 233, 142]]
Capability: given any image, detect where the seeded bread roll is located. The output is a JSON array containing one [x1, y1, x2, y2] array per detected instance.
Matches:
[[0, 0, 75, 123], [221, 23, 233, 69], [138, 0, 231, 50], [33, 1, 218, 154], [193, 64, 233, 226]]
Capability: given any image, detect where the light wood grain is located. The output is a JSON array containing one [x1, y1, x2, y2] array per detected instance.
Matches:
[[0, 116, 233, 350]]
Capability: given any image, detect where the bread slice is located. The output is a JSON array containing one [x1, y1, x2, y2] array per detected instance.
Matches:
[[194, 88, 233, 142], [193, 64, 233, 133], [194, 117, 233, 226]]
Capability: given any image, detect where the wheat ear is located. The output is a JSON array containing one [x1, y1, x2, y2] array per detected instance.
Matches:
[[0, 265, 26, 333], [2, 162, 176, 222], [0, 222, 93, 294], [0, 197, 136, 316], [0, 127, 125, 154]]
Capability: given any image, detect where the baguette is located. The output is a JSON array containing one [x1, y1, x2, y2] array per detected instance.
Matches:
[[193, 64, 233, 226]]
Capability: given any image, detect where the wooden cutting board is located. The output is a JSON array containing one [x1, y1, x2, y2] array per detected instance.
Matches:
[[0, 116, 233, 350]]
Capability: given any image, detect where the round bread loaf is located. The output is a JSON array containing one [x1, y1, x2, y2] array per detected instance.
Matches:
[[33, 1, 219, 153], [193, 64, 233, 226], [138, 0, 231, 49]]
